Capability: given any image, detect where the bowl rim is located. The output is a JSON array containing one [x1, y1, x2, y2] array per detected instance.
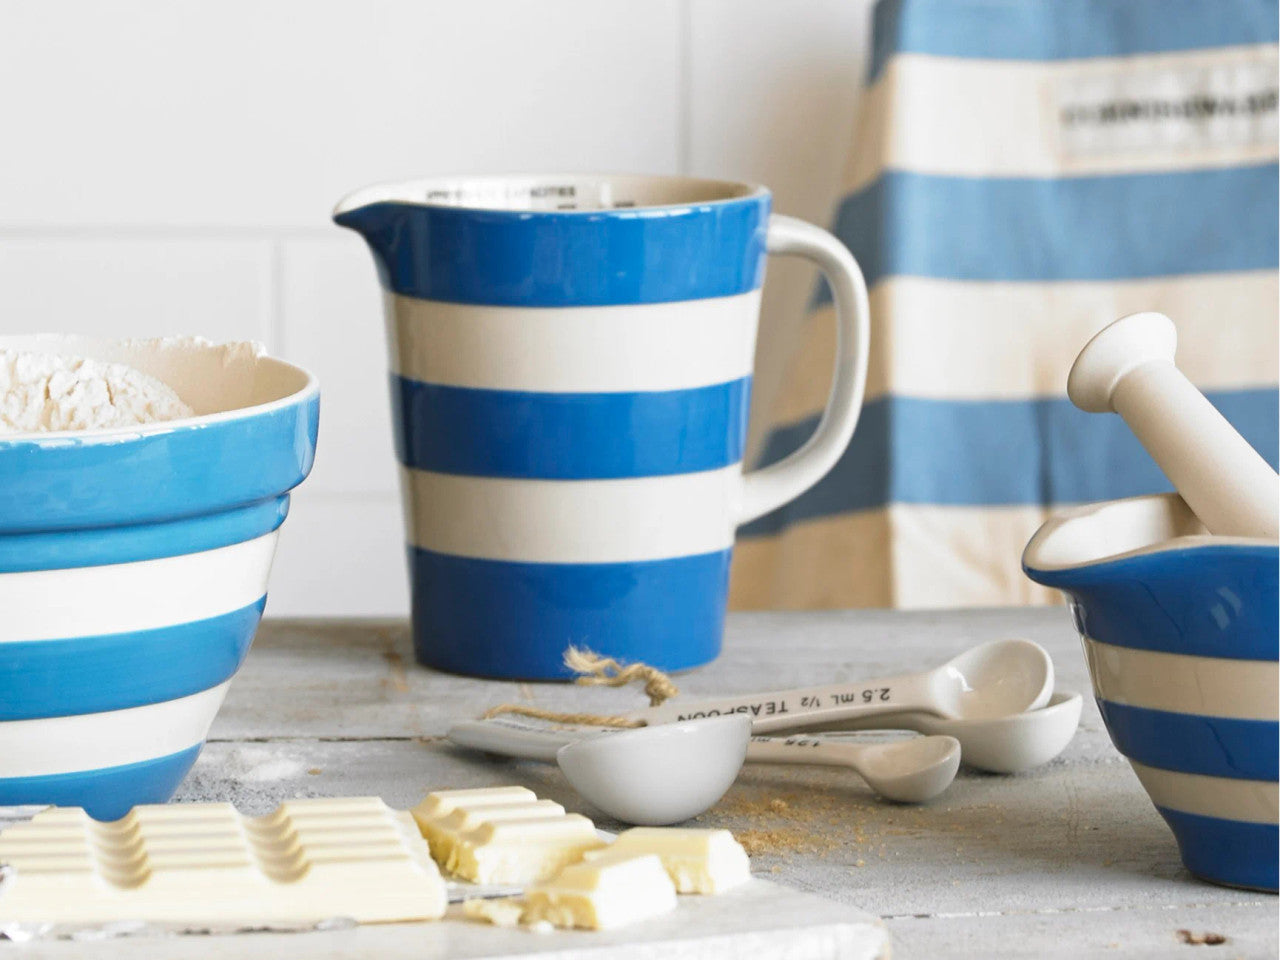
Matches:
[[1023, 492, 1278, 574], [0, 337, 319, 443]]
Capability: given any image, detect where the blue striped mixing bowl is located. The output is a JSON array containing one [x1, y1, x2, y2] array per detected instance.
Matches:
[[0, 336, 319, 820], [1024, 492, 1278, 891]]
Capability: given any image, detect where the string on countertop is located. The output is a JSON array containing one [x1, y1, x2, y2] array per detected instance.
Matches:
[[480, 646, 679, 728]]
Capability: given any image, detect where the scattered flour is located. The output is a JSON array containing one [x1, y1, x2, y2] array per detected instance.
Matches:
[[0, 350, 193, 434]]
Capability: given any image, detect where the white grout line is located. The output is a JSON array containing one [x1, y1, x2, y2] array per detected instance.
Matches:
[[0, 226, 337, 240], [676, 0, 693, 175], [266, 239, 286, 354]]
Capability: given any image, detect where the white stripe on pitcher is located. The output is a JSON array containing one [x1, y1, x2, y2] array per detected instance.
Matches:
[[385, 289, 760, 393], [400, 466, 739, 563]]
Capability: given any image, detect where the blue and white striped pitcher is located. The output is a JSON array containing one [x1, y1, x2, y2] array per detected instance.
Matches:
[[335, 175, 868, 679]]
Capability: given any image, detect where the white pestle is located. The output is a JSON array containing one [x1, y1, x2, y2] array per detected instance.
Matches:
[[1067, 312, 1279, 538]]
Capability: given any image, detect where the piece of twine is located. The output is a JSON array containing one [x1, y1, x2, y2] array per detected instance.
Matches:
[[480, 646, 679, 728]]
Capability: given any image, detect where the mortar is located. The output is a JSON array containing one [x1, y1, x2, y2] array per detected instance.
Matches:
[[1024, 492, 1277, 891]]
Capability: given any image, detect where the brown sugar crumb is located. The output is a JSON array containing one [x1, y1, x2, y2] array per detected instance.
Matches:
[[701, 774, 885, 859], [737, 828, 799, 857], [1175, 930, 1228, 946]]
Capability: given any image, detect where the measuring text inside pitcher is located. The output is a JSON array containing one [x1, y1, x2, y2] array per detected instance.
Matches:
[[415, 174, 762, 212]]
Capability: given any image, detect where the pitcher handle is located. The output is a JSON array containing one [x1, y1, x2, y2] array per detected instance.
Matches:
[[736, 214, 871, 526]]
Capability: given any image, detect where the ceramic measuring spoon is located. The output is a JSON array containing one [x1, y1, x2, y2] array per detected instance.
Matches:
[[830, 690, 1084, 774], [446, 714, 752, 826], [1068, 312, 1279, 538], [637, 639, 1054, 734], [448, 717, 959, 812], [746, 733, 961, 802]]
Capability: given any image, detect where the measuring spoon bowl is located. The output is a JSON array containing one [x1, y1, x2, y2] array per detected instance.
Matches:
[[748, 733, 960, 803], [447, 714, 752, 826], [832, 690, 1083, 774], [854, 735, 962, 802], [930, 639, 1054, 720], [556, 715, 751, 826]]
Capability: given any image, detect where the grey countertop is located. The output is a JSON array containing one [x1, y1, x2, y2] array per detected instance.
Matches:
[[108, 609, 1279, 957]]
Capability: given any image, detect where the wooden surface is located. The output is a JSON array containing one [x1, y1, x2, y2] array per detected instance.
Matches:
[[21, 609, 1279, 957]]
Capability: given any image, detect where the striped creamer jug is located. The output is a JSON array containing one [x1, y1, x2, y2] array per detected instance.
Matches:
[[335, 175, 869, 679]]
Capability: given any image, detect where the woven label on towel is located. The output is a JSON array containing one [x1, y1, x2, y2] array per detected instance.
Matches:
[[1055, 53, 1279, 157]]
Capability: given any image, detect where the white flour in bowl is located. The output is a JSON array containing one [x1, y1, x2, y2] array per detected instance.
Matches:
[[0, 350, 194, 434]]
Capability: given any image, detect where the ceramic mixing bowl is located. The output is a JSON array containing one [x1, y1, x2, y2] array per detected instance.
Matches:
[[1024, 492, 1278, 891], [0, 336, 318, 820]]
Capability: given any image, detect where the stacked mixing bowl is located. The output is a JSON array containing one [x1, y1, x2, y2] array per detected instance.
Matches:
[[0, 336, 318, 820]]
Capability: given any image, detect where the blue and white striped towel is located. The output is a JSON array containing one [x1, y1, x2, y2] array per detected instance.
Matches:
[[732, 0, 1279, 609]]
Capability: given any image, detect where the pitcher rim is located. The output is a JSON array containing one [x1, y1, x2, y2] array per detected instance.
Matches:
[[332, 172, 771, 219]]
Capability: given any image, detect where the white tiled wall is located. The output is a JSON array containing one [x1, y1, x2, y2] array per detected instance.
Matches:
[[0, 0, 873, 616]]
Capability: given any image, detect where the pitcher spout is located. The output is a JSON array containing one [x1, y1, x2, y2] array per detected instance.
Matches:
[[332, 190, 421, 292]]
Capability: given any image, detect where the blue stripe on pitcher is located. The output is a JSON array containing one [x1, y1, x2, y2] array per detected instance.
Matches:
[[815, 164, 1278, 295], [742, 387, 1279, 533], [0, 598, 265, 721], [868, 0, 1279, 82], [333, 195, 770, 307], [408, 546, 733, 679], [392, 375, 751, 479]]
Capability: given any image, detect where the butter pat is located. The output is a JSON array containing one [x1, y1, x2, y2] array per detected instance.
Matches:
[[462, 896, 526, 928], [0, 798, 446, 924], [412, 787, 605, 884], [589, 827, 751, 893], [523, 854, 677, 930], [414, 785, 538, 821]]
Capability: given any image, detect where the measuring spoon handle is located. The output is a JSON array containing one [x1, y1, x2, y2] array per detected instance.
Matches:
[[447, 717, 583, 762], [639, 669, 938, 732], [746, 736, 868, 767]]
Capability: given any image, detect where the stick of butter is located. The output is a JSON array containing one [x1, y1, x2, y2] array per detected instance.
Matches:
[[522, 853, 677, 930], [0, 798, 446, 924], [586, 827, 751, 893], [412, 787, 605, 884]]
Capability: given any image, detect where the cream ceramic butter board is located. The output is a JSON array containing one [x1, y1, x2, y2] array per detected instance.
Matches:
[[0, 787, 888, 958]]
